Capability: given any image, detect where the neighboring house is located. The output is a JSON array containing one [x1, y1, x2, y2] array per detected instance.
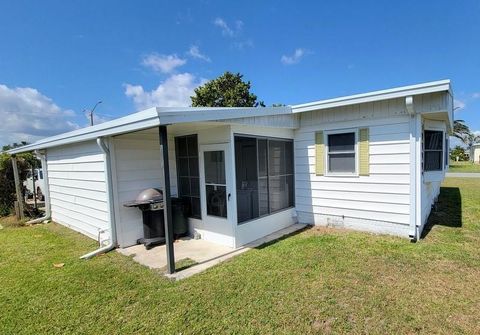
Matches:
[[9, 80, 453, 253], [473, 144, 480, 164]]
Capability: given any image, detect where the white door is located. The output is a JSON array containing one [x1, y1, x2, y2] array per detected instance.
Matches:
[[199, 143, 234, 247]]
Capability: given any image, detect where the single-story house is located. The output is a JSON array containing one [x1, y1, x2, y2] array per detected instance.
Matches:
[[472, 144, 480, 164], [9, 80, 453, 273]]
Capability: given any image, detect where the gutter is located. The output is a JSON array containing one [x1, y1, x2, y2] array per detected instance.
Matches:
[[80, 137, 117, 259], [407, 96, 419, 241], [26, 150, 51, 224]]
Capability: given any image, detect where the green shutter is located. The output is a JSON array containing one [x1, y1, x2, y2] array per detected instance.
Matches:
[[315, 131, 325, 175], [359, 128, 370, 176]]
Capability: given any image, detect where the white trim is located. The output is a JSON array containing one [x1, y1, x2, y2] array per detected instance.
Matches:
[[324, 128, 359, 177], [199, 143, 235, 247], [409, 114, 417, 239], [292, 80, 451, 113], [8, 107, 290, 154]]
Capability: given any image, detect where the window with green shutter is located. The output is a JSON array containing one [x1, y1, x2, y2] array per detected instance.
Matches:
[[317, 128, 370, 176]]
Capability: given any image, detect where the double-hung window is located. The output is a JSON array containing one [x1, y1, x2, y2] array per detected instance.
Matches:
[[327, 131, 356, 174], [424, 130, 444, 171]]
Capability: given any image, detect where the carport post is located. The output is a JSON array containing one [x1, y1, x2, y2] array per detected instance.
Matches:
[[11, 155, 25, 220], [159, 125, 175, 274]]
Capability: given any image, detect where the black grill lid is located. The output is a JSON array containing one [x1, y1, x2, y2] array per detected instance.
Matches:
[[123, 188, 163, 207]]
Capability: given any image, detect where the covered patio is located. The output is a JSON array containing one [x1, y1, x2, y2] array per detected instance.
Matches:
[[118, 223, 307, 280]]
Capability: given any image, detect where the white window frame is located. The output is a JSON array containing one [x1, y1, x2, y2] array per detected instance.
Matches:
[[324, 128, 359, 177], [423, 127, 446, 183], [423, 129, 445, 172]]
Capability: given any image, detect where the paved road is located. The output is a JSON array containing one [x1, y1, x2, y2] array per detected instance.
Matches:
[[446, 172, 480, 178]]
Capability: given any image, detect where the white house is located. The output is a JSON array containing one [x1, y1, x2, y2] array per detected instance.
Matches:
[[9, 80, 453, 272], [472, 144, 480, 164]]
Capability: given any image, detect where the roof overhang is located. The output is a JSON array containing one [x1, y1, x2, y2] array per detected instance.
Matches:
[[7, 106, 291, 154]]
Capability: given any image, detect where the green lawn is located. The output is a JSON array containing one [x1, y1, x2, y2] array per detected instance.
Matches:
[[449, 160, 480, 173], [1, 178, 479, 334]]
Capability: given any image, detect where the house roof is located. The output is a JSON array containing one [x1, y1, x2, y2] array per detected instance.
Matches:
[[291, 79, 452, 113], [7, 106, 291, 154], [7, 80, 453, 154]]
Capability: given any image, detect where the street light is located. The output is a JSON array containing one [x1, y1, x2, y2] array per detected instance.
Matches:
[[84, 100, 103, 126]]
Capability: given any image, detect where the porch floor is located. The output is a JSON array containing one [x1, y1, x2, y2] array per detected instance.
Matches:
[[118, 223, 308, 280]]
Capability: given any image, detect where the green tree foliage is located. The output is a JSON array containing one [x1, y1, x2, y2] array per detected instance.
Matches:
[[450, 145, 469, 161], [191, 72, 264, 107]]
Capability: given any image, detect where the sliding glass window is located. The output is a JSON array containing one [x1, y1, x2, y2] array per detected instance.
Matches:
[[235, 136, 294, 224]]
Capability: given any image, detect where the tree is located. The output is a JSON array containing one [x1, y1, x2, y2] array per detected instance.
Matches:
[[450, 145, 468, 161], [453, 120, 470, 140], [191, 72, 264, 107]]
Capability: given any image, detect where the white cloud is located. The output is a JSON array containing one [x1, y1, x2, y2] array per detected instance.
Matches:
[[0, 84, 78, 147], [281, 48, 306, 65], [472, 92, 480, 99], [188, 45, 211, 62], [124, 73, 206, 110], [141, 53, 187, 74], [213, 17, 243, 37], [454, 99, 466, 111]]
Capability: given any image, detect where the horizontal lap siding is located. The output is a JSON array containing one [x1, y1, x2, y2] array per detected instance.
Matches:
[[47, 141, 108, 239], [294, 101, 412, 236], [112, 128, 177, 247]]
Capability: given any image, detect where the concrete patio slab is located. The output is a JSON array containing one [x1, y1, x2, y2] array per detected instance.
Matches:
[[118, 223, 308, 280]]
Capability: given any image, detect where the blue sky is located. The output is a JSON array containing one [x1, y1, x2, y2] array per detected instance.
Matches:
[[0, 0, 479, 146]]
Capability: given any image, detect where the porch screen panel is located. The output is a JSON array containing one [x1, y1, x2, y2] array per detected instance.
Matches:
[[175, 134, 201, 218], [235, 136, 294, 224]]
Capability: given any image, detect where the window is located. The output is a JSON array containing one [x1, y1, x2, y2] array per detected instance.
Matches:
[[235, 136, 294, 224], [175, 135, 201, 218], [444, 136, 449, 167], [327, 132, 356, 174], [424, 130, 444, 171]]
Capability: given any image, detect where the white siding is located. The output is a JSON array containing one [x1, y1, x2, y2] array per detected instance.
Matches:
[[112, 128, 177, 248], [47, 141, 108, 240], [294, 99, 412, 237], [419, 119, 447, 234]]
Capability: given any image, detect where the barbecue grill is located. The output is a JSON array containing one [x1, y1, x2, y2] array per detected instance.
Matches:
[[124, 188, 165, 249]]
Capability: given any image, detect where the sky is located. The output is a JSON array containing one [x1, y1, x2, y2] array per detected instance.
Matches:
[[0, 0, 479, 147]]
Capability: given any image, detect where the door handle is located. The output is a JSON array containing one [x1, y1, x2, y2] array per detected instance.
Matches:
[[228, 193, 231, 201]]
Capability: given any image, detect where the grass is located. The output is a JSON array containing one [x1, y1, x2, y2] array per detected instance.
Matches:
[[448, 160, 480, 173], [1, 178, 479, 334]]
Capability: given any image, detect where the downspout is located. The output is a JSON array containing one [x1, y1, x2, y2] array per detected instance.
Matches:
[[80, 137, 117, 259], [406, 96, 418, 241], [26, 150, 51, 224]]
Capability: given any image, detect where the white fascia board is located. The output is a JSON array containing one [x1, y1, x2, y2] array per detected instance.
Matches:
[[8, 108, 159, 154], [157, 106, 292, 124], [292, 80, 451, 113], [7, 106, 291, 154]]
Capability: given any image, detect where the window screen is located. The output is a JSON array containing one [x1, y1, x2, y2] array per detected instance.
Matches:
[[424, 130, 443, 171], [327, 132, 356, 173], [175, 135, 201, 218]]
